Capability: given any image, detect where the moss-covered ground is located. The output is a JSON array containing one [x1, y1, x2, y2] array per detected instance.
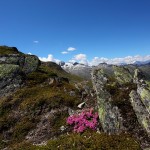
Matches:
[[11, 131, 141, 150], [0, 46, 22, 55], [105, 79, 139, 128]]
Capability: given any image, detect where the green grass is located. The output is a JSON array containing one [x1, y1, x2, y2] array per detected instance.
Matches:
[[12, 117, 38, 141], [26, 64, 84, 86], [11, 131, 141, 150], [0, 83, 80, 149], [0, 46, 22, 55], [0, 67, 82, 149], [21, 86, 79, 109]]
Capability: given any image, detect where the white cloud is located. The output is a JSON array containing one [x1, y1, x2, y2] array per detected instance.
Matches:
[[28, 52, 32, 55], [33, 40, 39, 44], [39, 54, 54, 62], [61, 47, 76, 55], [67, 47, 76, 51], [70, 53, 88, 65], [39, 54, 60, 64], [74, 54, 87, 60], [69, 54, 150, 66], [61, 51, 68, 54]]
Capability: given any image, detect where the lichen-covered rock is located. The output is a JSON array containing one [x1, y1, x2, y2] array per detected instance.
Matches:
[[92, 64, 150, 148], [0, 54, 24, 65], [0, 64, 23, 97], [113, 66, 133, 84], [129, 90, 150, 136], [91, 68, 124, 134], [134, 69, 145, 82], [129, 69, 150, 136], [133, 69, 150, 114], [0, 64, 20, 79], [22, 55, 40, 74], [0, 46, 40, 97], [138, 87, 150, 114]]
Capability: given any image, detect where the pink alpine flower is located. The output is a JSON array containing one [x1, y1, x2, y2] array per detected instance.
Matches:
[[67, 108, 99, 133]]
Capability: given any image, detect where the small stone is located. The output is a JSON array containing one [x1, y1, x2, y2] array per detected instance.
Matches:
[[77, 102, 85, 108], [60, 126, 66, 131], [69, 90, 75, 96]]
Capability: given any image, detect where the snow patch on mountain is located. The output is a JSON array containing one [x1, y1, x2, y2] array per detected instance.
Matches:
[[60, 62, 92, 79]]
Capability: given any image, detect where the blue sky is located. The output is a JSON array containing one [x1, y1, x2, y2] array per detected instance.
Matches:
[[0, 0, 150, 64]]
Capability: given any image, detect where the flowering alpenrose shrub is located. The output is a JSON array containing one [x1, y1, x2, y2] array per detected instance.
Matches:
[[67, 108, 99, 133]]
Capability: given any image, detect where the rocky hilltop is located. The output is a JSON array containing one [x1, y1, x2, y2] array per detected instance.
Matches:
[[0, 46, 150, 149], [0, 46, 40, 98]]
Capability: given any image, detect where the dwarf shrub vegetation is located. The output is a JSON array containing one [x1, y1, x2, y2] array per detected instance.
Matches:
[[67, 108, 99, 133], [12, 131, 141, 150]]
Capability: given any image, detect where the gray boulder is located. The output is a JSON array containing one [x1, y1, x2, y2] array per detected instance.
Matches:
[[0, 46, 40, 97], [22, 55, 40, 74], [129, 69, 150, 136]]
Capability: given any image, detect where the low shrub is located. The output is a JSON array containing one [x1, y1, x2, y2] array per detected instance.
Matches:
[[15, 131, 141, 150], [67, 108, 99, 133]]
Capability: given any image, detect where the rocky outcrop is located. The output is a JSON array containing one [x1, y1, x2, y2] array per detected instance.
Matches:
[[130, 69, 150, 136], [92, 64, 150, 148], [113, 66, 133, 84], [0, 46, 40, 97], [91, 65, 124, 134], [22, 55, 40, 74], [0, 64, 23, 97]]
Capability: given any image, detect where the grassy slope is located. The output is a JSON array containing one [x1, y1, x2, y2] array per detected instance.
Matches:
[[12, 131, 141, 150], [0, 62, 83, 149]]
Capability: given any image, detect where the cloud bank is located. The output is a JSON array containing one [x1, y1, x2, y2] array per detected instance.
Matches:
[[70, 54, 150, 66], [39, 54, 150, 66], [89, 55, 150, 66]]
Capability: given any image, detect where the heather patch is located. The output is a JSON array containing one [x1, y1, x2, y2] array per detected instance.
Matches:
[[67, 108, 99, 133]]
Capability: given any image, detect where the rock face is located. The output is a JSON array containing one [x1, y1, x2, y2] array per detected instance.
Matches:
[[91, 65, 124, 134], [92, 64, 150, 148], [0, 46, 40, 97], [130, 69, 150, 135], [0, 64, 23, 97]]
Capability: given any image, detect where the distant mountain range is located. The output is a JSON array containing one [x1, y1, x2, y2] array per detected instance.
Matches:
[[59, 60, 150, 79], [133, 60, 150, 65]]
